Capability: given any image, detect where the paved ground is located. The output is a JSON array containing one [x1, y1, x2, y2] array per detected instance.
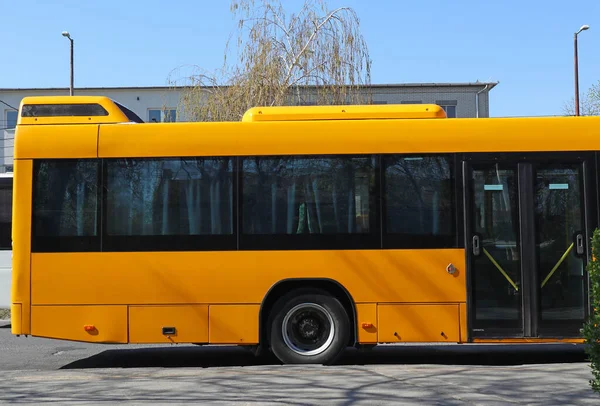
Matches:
[[0, 324, 597, 404]]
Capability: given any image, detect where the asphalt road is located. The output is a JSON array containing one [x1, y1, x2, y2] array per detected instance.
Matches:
[[0, 324, 597, 404]]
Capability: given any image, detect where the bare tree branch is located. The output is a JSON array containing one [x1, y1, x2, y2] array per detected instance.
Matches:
[[562, 81, 600, 116]]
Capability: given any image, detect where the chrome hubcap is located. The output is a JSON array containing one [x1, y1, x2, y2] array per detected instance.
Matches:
[[282, 303, 335, 356]]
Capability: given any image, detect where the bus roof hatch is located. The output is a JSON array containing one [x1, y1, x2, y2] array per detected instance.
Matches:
[[242, 104, 447, 122]]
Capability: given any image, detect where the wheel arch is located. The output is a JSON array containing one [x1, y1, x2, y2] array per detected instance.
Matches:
[[258, 278, 358, 349]]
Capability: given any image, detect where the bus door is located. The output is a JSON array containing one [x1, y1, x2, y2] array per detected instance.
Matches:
[[464, 153, 593, 339]]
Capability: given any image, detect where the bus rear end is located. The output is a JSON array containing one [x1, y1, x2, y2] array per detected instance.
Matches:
[[10, 96, 140, 336]]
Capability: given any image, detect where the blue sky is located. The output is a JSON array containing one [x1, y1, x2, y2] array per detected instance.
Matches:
[[1, 0, 598, 117]]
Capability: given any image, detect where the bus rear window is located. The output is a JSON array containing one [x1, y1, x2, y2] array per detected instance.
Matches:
[[21, 103, 108, 117]]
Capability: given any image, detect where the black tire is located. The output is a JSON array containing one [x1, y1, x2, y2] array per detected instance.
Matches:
[[268, 288, 350, 365]]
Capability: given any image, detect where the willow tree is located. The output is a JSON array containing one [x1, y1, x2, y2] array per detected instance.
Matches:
[[170, 0, 372, 122]]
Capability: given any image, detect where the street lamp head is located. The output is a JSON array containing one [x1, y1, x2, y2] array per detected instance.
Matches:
[[576, 25, 590, 34], [61, 31, 71, 39]]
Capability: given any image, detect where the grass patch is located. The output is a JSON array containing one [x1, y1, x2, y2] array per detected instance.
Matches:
[[0, 308, 10, 320]]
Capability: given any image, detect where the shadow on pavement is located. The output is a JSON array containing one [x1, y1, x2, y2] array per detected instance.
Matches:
[[61, 346, 276, 369], [341, 343, 587, 365], [60, 343, 588, 370]]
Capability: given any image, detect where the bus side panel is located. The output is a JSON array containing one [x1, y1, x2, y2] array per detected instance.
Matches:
[[129, 305, 209, 344], [208, 304, 260, 344], [377, 304, 460, 343], [30, 250, 466, 306], [31, 305, 127, 343], [13, 125, 98, 159], [11, 159, 32, 335]]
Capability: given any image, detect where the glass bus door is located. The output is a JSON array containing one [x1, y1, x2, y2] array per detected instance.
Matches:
[[468, 163, 522, 336], [534, 163, 587, 336], [465, 156, 591, 339]]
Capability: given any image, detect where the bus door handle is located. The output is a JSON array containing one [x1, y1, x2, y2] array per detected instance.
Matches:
[[575, 233, 585, 256], [472, 235, 481, 256]]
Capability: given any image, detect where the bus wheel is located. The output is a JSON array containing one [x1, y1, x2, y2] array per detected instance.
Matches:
[[268, 289, 349, 365]]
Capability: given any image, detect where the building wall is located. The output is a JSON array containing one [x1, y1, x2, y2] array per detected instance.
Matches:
[[369, 84, 492, 118]]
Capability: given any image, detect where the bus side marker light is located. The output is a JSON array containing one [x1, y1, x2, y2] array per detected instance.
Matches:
[[361, 323, 373, 328], [84, 325, 96, 332]]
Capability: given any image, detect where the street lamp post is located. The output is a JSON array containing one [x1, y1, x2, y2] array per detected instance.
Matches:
[[61, 31, 74, 96], [574, 24, 589, 116]]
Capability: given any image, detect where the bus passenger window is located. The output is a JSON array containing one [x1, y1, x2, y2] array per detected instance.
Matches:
[[383, 155, 455, 248], [242, 156, 375, 235], [32, 159, 99, 252], [106, 158, 234, 237]]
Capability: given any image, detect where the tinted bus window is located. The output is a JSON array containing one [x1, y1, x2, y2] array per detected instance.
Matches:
[[241, 155, 377, 249], [104, 157, 235, 251], [384, 155, 455, 248], [32, 160, 99, 252]]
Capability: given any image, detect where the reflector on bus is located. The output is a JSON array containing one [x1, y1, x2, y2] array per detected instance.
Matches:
[[17, 96, 143, 125], [241, 103, 447, 122]]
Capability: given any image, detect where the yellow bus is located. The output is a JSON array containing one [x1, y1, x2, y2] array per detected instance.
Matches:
[[10, 96, 596, 364]]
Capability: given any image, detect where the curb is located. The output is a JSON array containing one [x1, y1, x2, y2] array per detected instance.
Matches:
[[0, 319, 10, 328]]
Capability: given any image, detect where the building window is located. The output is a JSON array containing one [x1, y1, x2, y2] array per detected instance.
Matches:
[[383, 155, 455, 248], [241, 155, 377, 249], [148, 108, 177, 123], [401, 101, 422, 104], [148, 109, 161, 123], [5, 110, 17, 129], [441, 105, 457, 118], [436, 101, 458, 118]]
